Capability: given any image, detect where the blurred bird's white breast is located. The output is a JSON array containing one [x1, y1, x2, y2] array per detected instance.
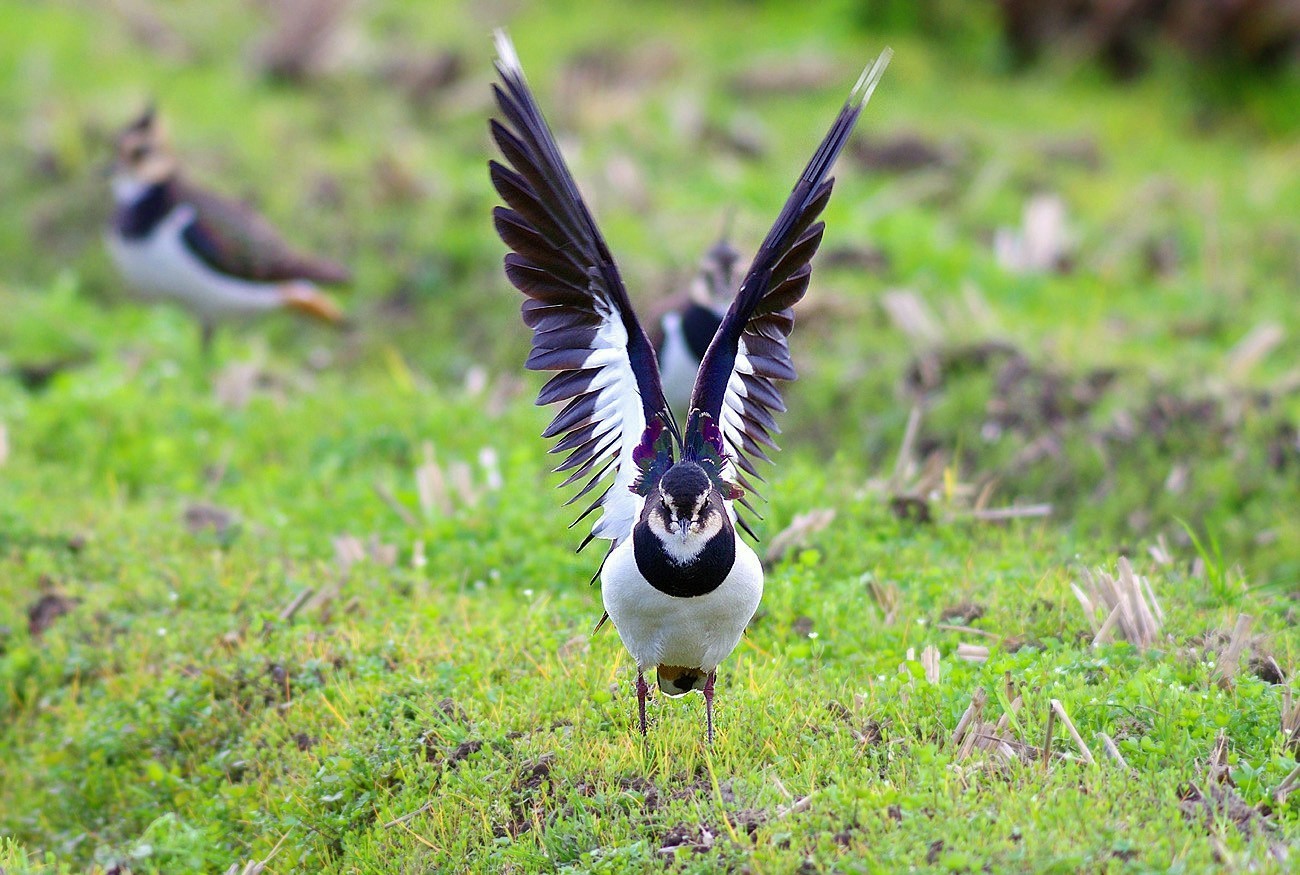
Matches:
[[107, 206, 284, 321], [657, 312, 700, 413]]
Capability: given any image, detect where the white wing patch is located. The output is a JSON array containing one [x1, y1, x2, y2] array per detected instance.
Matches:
[[491, 30, 673, 554], [572, 300, 647, 547], [718, 338, 752, 482]]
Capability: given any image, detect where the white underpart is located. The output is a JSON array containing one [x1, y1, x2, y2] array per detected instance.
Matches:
[[107, 204, 296, 323], [601, 533, 763, 674], [581, 297, 647, 547], [111, 175, 149, 203], [657, 312, 699, 414]]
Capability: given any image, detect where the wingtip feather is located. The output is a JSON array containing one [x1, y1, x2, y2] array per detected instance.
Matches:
[[851, 47, 893, 108], [493, 28, 522, 76]]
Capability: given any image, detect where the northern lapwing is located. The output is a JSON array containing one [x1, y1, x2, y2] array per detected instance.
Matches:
[[651, 235, 745, 414], [490, 31, 890, 743], [107, 106, 349, 352]]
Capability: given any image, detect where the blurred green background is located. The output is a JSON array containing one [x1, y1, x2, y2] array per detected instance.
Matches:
[[4, 0, 1299, 581], [1, 1, 1299, 871]]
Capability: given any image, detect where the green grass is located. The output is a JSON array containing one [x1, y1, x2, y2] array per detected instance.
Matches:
[[2, 0, 1298, 871]]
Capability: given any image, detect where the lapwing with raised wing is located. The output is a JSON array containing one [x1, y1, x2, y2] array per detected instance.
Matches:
[[107, 106, 349, 352], [489, 31, 890, 743]]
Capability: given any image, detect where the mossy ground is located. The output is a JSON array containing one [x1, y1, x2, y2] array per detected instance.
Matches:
[[1, 1, 1298, 872]]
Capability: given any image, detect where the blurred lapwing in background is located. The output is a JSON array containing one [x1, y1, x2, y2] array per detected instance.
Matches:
[[107, 106, 349, 352], [650, 234, 745, 414], [489, 30, 890, 742]]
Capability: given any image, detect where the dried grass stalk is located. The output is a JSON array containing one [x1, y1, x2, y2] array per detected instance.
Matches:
[[278, 587, 315, 623], [1207, 730, 1231, 783], [947, 681, 1109, 769], [889, 405, 923, 492], [333, 535, 366, 573], [1216, 614, 1253, 687], [415, 442, 450, 517], [1148, 534, 1173, 566], [865, 578, 900, 626], [1072, 557, 1163, 650], [881, 290, 943, 345], [776, 793, 815, 819], [765, 509, 836, 565], [1281, 686, 1299, 754], [969, 503, 1052, 521], [921, 645, 941, 685], [994, 696, 1023, 739], [254, 0, 352, 82], [1097, 732, 1130, 770], [1050, 699, 1095, 766], [994, 193, 1072, 274], [373, 481, 417, 527], [1041, 702, 1056, 770], [951, 688, 987, 747], [938, 624, 998, 639], [1226, 322, 1284, 380], [1275, 762, 1300, 804]]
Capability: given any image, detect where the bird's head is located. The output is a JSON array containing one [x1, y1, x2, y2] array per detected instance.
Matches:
[[654, 461, 723, 546], [690, 236, 744, 311], [112, 105, 177, 197]]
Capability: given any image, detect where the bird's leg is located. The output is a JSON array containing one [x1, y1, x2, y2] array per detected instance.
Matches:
[[636, 668, 649, 737], [703, 670, 716, 745]]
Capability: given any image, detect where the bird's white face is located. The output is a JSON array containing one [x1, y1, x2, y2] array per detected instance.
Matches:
[[648, 483, 726, 563], [112, 109, 177, 202], [689, 241, 745, 311]]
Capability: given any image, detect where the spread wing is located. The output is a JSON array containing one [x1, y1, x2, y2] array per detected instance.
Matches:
[[687, 50, 892, 524], [489, 30, 675, 551], [177, 180, 351, 285]]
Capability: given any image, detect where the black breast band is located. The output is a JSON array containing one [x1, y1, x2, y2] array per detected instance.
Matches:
[[681, 303, 723, 362], [632, 523, 736, 598], [114, 182, 175, 240]]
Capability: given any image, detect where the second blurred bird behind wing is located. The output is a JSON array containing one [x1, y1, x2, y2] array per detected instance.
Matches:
[[652, 236, 745, 414]]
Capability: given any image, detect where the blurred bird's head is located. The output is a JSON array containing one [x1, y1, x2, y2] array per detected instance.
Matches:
[[112, 105, 177, 198], [690, 235, 744, 312]]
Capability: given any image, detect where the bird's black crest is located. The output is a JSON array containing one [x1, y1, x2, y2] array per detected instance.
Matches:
[[660, 462, 710, 504], [129, 102, 158, 133], [682, 411, 744, 502]]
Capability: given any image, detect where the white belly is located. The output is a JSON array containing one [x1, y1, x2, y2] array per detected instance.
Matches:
[[600, 535, 763, 673], [107, 206, 288, 322], [657, 312, 700, 414]]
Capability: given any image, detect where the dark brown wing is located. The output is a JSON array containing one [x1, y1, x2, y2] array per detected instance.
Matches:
[[177, 179, 350, 285]]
